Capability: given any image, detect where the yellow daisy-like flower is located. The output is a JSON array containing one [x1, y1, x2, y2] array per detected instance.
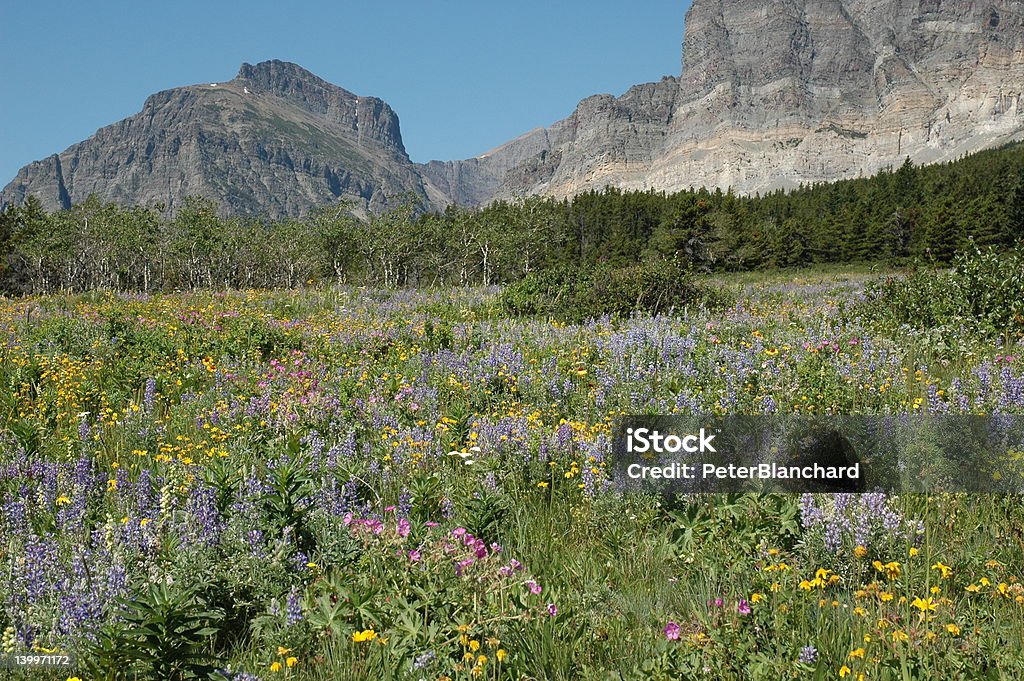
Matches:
[[839, 665, 852, 677], [931, 562, 952, 579], [277, 646, 291, 656], [853, 545, 868, 558], [750, 593, 764, 604], [912, 597, 938, 612], [286, 656, 298, 668], [496, 649, 507, 663], [891, 629, 910, 643], [848, 647, 866, 659], [946, 624, 961, 636], [352, 629, 377, 643], [269, 661, 282, 672], [872, 560, 901, 580]]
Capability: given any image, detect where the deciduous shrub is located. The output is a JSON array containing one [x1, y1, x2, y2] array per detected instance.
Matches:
[[860, 246, 1024, 339], [499, 260, 723, 321]]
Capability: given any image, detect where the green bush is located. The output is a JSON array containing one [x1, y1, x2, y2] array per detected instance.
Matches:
[[499, 260, 721, 322], [85, 583, 223, 680], [861, 246, 1024, 338]]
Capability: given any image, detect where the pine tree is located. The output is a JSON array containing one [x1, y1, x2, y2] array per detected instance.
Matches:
[[1009, 166, 1024, 243]]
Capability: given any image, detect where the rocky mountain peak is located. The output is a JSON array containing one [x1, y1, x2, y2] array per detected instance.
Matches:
[[4, 2, 1024, 217], [234, 60, 407, 158]]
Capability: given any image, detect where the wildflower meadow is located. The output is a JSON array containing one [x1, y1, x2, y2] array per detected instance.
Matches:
[[1, 261, 1022, 680]]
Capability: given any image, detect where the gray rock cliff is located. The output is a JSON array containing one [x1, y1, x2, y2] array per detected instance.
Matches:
[[2, 61, 434, 217], [4, 2, 1024, 216], [450, 0, 1024, 200]]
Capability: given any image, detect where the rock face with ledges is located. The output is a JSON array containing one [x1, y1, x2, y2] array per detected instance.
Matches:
[[2, 60, 434, 217], [458, 0, 1024, 200], [4, 2, 1024, 215]]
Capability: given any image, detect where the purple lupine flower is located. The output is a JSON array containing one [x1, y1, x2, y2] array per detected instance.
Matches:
[[285, 586, 303, 624], [412, 651, 436, 670], [78, 417, 91, 442], [397, 489, 413, 517], [798, 645, 818, 663], [216, 671, 263, 681], [143, 378, 157, 413]]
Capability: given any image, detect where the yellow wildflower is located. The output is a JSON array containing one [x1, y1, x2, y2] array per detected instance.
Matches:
[[912, 597, 937, 612], [873, 560, 901, 580]]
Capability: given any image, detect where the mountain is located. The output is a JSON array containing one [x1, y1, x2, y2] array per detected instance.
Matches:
[[1, 60, 442, 217], [4, 1, 1024, 216], [448, 0, 1024, 200]]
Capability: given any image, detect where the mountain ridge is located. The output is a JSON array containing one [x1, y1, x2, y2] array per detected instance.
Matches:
[[4, 0, 1024, 217]]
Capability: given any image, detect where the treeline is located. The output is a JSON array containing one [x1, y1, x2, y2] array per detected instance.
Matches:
[[1, 143, 1023, 293]]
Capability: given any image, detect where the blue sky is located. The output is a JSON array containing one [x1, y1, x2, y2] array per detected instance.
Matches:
[[0, 2, 690, 183]]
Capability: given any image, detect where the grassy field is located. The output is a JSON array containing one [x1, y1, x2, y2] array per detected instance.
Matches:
[[0, 266, 1022, 680]]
